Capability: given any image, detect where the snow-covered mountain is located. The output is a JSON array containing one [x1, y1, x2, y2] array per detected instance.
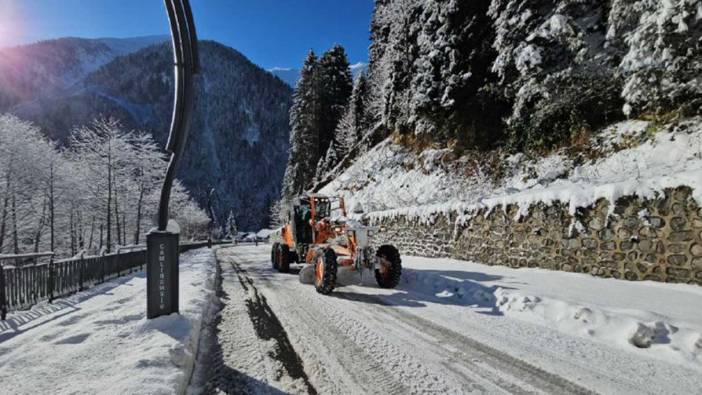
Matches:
[[268, 67, 301, 88], [0, 36, 169, 109], [269, 62, 368, 87], [0, 38, 292, 230]]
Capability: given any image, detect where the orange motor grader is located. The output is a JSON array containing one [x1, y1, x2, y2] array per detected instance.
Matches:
[[271, 194, 402, 294]]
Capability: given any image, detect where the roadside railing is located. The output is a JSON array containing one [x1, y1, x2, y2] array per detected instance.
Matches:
[[0, 240, 231, 320]]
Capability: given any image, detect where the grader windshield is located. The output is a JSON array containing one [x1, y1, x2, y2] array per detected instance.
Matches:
[[315, 197, 331, 219], [309, 195, 345, 221]]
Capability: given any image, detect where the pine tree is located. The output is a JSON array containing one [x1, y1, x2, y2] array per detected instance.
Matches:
[[318, 45, 353, 159], [339, 72, 370, 156], [282, 51, 323, 201], [225, 210, 237, 238], [282, 46, 355, 197], [314, 140, 341, 183], [608, 0, 702, 117]]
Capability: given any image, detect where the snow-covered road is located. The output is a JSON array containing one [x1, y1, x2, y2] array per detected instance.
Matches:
[[194, 245, 702, 394]]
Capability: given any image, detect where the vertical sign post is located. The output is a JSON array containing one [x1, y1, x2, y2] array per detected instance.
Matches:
[[0, 262, 6, 321], [146, 229, 179, 318]]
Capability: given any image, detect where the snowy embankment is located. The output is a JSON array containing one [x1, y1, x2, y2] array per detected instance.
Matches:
[[392, 255, 702, 370], [322, 117, 702, 222], [0, 248, 217, 395]]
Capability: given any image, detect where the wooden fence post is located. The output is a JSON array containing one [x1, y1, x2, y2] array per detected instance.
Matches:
[[0, 262, 6, 321], [48, 257, 55, 303], [101, 256, 106, 284], [79, 253, 85, 291]]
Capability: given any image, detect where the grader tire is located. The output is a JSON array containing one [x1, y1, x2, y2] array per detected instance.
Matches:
[[278, 244, 291, 273], [375, 245, 402, 289], [271, 243, 280, 270], [314, 248, 337, 294]]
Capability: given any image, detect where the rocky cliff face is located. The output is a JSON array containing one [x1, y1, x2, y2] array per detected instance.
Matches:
[[0, 38, 293, 230]]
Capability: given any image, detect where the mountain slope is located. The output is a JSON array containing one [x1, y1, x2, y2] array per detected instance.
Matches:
[[2, 39, 292, 230], [0, 36, 168, 111]]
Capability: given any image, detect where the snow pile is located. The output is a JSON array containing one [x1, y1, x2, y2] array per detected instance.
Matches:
[[493, 288, 701, 364], [393, 256, 702, 370], [322, 117, 702, 223], [0, 248, 217, 395]]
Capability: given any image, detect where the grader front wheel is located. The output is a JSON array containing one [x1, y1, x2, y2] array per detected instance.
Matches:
[[271, 243, 280, 270], [375, 245, 402, 289], [314, 248, 337, 294], [278, 244, 291, 273]]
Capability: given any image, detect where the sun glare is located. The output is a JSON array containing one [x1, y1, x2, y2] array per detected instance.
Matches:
[[0, 1, 25, 48]]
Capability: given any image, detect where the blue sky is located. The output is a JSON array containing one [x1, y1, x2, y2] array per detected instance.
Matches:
[[0, 0, 374, 69]]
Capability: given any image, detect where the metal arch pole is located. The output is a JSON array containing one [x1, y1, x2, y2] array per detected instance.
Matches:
[[147, 0, 198, 319], [158, 0, 199, 231]]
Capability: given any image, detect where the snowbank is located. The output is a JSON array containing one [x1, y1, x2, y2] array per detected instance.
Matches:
[[322, 117, 702, 224], [0, 248, 217, 395], [395, 255, 702, 370]]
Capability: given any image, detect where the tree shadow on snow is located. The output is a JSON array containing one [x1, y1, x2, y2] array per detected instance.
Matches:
[[332, 268, 514, 316]]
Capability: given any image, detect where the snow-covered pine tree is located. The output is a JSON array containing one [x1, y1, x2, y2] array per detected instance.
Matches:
[[365, 0, 504, 148], [282, 51, 323, 202], [315, 71, 373, 181], [314, 140, 341, 183], [608, 0, 702, 118], [307, 46, 355, 182], [225, 210, 238, 239], [339, 72, 370, 156], [488, 0, 623, 150], [268, 199, 286, 228], [318, 45, 354, 160]]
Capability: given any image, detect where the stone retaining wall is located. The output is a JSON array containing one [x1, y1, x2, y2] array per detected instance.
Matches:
[[369, 187, 702, 285]]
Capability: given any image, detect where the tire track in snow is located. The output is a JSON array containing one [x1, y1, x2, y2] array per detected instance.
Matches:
[[337, 291, 596, 395], [214, 246, 596, 394], [230, 260, 317, 394], [226, 249, 413, 394], [240, 250, 480, 394], [266, 285, 416, 394]]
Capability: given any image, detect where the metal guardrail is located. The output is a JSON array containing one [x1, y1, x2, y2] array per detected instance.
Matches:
[[0, 240, 231, 320]]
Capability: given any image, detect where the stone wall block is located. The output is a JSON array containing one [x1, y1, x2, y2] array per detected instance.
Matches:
[[371, 189, 700, 286]]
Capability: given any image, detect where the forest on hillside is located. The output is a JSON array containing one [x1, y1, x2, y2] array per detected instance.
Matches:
[[280, 0, 702, 211], [0, 115, 209, 258]]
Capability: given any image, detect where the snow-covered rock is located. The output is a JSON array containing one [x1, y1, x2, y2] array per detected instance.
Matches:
[[322, 117, 702, 223]]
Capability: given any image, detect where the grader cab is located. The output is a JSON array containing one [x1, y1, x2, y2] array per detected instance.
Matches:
[[271, 194, 402, 294]]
